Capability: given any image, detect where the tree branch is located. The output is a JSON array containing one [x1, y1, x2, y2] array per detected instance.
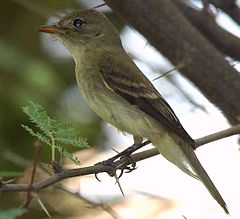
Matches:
[[104, 0, 240, 125], [208, 0, 240, 25], [1, 124, 239, 193], [172, 0, 240, 60]]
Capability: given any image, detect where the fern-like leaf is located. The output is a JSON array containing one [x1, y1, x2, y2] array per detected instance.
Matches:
[[21, 125, 50, 145], [22, 101, 53, 137], [21, 101, 88, 165], [53, 122, 88, 148], [55, 145, 81, 165]]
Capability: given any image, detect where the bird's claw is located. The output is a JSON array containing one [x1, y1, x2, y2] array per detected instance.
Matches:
[[94, 151, 137, 181], [119, 154, 137, 173], [94, 160, 116, 181], [94, 172, 102, 182], [94, 140, 152, 181]]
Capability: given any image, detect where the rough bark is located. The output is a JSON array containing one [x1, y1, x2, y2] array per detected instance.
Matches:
[[209, 0, 240, 25], [105, 0, 240, 125], [172, 0, 240, 60]]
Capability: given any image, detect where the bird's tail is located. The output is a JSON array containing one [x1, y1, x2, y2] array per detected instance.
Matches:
[[152, 134, 228, 214], [181, 144, 229, 214]]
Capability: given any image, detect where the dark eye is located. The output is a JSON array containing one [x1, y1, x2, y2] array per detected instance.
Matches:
[[73, 18, 85, 28]]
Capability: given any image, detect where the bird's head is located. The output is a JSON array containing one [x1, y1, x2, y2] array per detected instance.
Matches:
[[38, 10, 121, 54]]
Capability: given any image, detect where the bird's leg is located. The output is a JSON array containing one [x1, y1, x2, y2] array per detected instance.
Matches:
[[119, 136, 143, 172], [102, 136, 148, 165], [133, 136, 143, 145]]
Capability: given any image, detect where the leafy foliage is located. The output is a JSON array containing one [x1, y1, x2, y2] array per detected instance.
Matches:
[[0, 171, 23, 177], [22, 102, 88, 165], [0, 208, 26, 219]]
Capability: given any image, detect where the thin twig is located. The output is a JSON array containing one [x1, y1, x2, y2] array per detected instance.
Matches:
[[93, 3, 108, 9], [202, 0, 210, 13], [3, 151, 32, 168], [36, 195, 52, 218], [152, 63, 185, 81], [195, 123, 240, 146], [56, 184, 121, 219], [0, 124, 239, 193], [23, 141, 43, 208]]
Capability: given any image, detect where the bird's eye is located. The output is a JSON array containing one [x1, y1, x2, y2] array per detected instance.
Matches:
[[73, 18, 85, 28]]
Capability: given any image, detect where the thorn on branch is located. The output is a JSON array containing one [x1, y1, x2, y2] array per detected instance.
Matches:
[[203, 0, 210, 12], [114, 173, 125, 196], [93, 3, 107, 9], [202, 0, 218, 17]]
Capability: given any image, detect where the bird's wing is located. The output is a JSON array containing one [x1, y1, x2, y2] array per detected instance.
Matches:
[[98, 53, 195, 146]]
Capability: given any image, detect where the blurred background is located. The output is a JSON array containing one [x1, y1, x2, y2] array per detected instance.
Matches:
[[0, 0, 240, 218]]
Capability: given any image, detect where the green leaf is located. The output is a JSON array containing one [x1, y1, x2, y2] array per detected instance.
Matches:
[[0, 208, 26, 219], [22, 101, 89, 165], [22, 101, 53, 137], [53, 122, 87, 165], [0, 171, 23, 177], [21, 125, 50, 145], [55, 146, 80, 165], [53, 122, 88, 148], [63, 150, 81, 165]]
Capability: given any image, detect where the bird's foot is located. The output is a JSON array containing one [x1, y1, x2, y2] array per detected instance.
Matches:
[[94, 149, 136, 181], [94, 140, 151, 181]]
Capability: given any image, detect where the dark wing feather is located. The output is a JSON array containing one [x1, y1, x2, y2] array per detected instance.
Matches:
[[99, 56, 195, 146]]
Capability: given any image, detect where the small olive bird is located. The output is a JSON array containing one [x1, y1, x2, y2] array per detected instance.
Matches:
[[38, 10, 228, 213]]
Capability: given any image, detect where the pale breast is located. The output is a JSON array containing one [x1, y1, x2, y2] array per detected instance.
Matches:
[[75, 67, 160, 137]]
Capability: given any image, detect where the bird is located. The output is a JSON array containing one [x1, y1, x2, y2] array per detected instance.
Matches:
[[38, 9, 228, 213]]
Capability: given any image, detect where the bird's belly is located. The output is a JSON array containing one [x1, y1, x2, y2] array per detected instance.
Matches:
[[80, 84, 160, 137]]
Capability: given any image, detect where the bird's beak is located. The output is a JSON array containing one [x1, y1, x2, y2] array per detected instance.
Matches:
[[37, 24, 65, 34]]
